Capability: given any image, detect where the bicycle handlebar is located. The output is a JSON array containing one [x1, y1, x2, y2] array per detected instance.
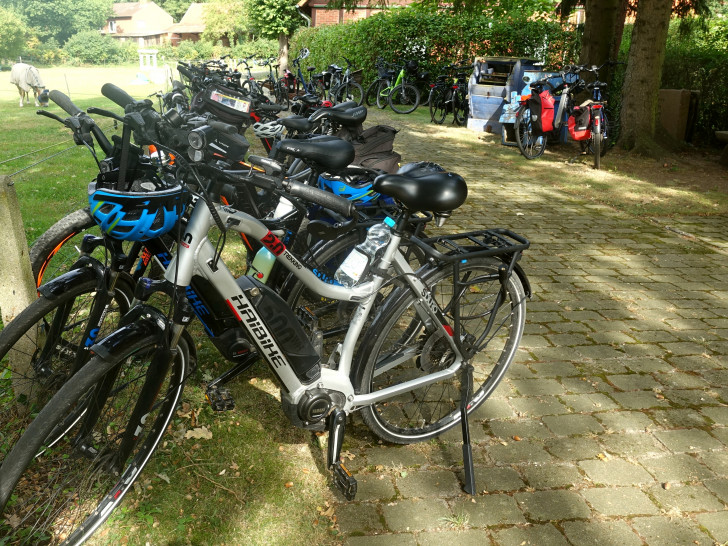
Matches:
[[47, 90, 114, 155], [101, 83, 136, 108], [49, 90, 82, 116]]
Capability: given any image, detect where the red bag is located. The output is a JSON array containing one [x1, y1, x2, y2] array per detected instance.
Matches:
[[568, 106, 592, 141], [527, 89, 555, 134]]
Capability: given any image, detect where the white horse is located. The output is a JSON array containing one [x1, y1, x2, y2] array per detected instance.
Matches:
[[10, 63, 49, 107]]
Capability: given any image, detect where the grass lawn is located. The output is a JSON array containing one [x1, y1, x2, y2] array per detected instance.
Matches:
[[1, 63, 727, 545]]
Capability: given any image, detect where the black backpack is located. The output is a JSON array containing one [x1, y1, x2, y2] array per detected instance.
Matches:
[[347, 125, 400, 173]]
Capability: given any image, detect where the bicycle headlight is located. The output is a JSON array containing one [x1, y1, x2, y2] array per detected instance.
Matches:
[[188, 126, 213, 150]]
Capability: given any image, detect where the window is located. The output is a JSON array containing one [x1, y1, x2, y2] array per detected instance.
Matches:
[[109, 20, 117, 33]]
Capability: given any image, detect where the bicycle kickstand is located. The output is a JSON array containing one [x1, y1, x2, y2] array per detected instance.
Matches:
[[460, 363, 476, 495], [327, 408, 357, 500]]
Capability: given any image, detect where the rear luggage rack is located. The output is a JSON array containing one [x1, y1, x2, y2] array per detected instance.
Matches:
[[412, 228, 530, 263]]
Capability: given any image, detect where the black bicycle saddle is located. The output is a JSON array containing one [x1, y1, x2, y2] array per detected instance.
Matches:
[[277, 135, 355, 173], [372, 171, 468, 212]]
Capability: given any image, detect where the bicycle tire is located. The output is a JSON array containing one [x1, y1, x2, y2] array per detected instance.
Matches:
[[375, 80, 389, 110], [593, 117, 602, 170], [453, 89, 468, 126], [0, 275, 134, 465], [0, 325, 190, 545], [388, 84, 420, 114], [335, 81, 363, 106], [364, 80, 381, 107], [515, 105, 546, 160], [30, 208, 99, 286], [274, 82, 290, 110], [431, 88, 449, 125], [355, 257, 526, 444]]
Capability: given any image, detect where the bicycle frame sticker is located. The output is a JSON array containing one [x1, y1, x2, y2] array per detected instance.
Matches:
[[261, 231, 285, 256]]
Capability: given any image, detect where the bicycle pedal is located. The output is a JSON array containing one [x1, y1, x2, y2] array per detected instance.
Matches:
[[331, 461, 357, 500], [205, 385, 235, 412]]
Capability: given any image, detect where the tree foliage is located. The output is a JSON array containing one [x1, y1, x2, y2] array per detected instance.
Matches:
[[0, 5, 27, 60], [9, 0, 113, 44], [202, 0, 248, 44], [246, 0, 302, 39], [63, 30, 123, 64]]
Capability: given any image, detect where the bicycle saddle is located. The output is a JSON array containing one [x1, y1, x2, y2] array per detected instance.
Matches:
[[279, 116, 313, 133], [278, 135, 355, 173], [372, 172, 467, 213], [309, 106, 367, 127]]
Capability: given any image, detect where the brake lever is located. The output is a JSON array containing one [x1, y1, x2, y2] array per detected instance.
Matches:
[[36, 110, 65, 123], [87, 107, 124, 123]]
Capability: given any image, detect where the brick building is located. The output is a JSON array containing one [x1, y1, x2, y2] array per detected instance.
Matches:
[[297, 0, 414, 27]]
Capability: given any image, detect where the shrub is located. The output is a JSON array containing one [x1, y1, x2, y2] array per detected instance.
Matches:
[[289, 9, 578, 83], [63, 31, 122, 64]]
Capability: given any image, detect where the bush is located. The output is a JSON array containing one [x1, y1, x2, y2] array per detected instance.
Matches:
[[63, 31, 122, 64], [231, 38, 278, 60], [661, 17, 728, 146], [24, 37, 65, 65], [289, 9, 578, 84]]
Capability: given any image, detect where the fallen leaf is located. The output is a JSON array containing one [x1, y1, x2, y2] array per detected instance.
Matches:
[[230, 462, 239, 471], [400, 471, 408, 478], [663, 482, 671, 490], [340, 450, 355, 461], [156, 472, 170, 484], [513, 435, 522, 442], [285, 481, 294, 488], [185, 427, 212, 440], [302, 468, 310, 474], [375, 465, 384, 471], [218, 469, 226, 476]]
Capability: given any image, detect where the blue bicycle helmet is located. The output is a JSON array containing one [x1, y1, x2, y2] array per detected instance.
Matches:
[[88, 176, 189, 242]]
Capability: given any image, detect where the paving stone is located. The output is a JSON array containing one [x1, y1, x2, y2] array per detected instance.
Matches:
[[596, 410, 657, 432], [528, 361, 581, 378], [519, 464, 584, 489], [578, 458, 655, 486], [599, 431, 666, 457], [545, 436, 602, 460], [381, 498, 452, 532], [631, 516, 714, 545], [366, 446, 431, 469], [509, 396, 568, 417], [337, 503, 385, 534], [703, 406, 728, 425], [450, 494, 526, 527], [417, 529, 490, 546], [575, 346, 626, 360], [699, 451, 728, 475], [559, 376, 614, 394], [650, 408, 709, 428], [345, 533, 417, 546], [610, 390, 672, 410], [492, 523, 569, 546], [704, 478, 728, 504], [487, 441, 554, 465], [621, 357, 675, 373], [542, 414, 604, 436], [654, 429, 725, 452], [354, 474, 398, 502], [649, 483, 725, 512], [712, 427, 728, 446], [395, 470, 462, 499], [470, 399, 515, 420], [696, 511, 728, 543], [558, 393, 619, 413], [562, 520, 643, 546], [607, 373, 662, 391], [514, 490, 591, 521], [582, 487, 659, 516], [439, 421, 489, 443], [489, 419, 553, 441], [639, 453, 716, 482], [508, 378, 566, 396], [654, 371, 711, 389], [662, 388, 723, 407]]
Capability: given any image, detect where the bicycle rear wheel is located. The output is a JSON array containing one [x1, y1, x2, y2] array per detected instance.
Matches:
[[335, 81, 363, 106], [0, 326, 190, 545], [355, 257, 526, 444], [364, 79, 381, 107], [375, 81, 389, 110], [515, 105, 546, 159], [431, 88, 449, 125], [453, 89, 468, 126], [388, 84, 420, 114]]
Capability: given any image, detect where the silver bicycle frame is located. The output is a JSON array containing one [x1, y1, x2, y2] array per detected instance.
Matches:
[[164, 197, 466, 413]]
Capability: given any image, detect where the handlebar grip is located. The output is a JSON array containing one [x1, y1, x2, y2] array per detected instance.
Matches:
[[101, 83, 136, 108], [285, 181, 355, 218], [177, 64, 195, 81], [48, 90, 82, 116], [209, 120, 238, 134]]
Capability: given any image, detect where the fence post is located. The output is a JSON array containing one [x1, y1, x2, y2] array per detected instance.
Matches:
[[0, 174, 36, 324]]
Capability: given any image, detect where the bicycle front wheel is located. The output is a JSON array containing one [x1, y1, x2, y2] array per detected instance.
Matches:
[[355, 257, 526, 444], [364, 80, 381, 107], [0, 327, 190, 545], [388, 84, 420, 114], [515, 105, 546, 159], [335, 81, 363, 106], [375, 81, 389, 109], [430, 88, 449, 125], [453, 89, 468, 126]]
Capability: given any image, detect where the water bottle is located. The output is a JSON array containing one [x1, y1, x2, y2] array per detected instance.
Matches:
[[248, 197, 295, 283], [334, 217, 395, 287]]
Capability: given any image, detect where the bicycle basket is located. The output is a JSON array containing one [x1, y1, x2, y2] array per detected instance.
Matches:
[[88, 173, 189, 242]]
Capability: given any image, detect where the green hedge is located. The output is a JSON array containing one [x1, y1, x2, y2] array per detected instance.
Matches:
[[661, 18, 728, 146], [290, 9, 578, 84]]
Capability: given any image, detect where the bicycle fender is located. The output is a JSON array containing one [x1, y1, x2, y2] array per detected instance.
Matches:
[[37, 259, 105, 299], [513, 262, 532, 299], [89, 304, 168, 360]]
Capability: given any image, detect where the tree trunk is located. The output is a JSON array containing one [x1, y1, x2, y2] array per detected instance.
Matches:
[[278, 32, 290, 71], [610, 0, 631, 60], [617, 0, 673, 154], [579, 0, 620, 67]]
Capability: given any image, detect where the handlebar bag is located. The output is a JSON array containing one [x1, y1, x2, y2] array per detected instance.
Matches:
[[568, 106, 592, 141], [527, 89, 555, 135], [192, 84, 253, 128]]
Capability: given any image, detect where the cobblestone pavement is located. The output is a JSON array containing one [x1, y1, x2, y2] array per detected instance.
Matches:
[[334, 110, 728, 545]]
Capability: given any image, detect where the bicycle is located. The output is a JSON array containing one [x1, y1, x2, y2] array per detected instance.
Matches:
[[514, 65, 583, 160], [0, 114, 530, 543], [364, 57, 390, 108], [376, 59, 421, 114], [429, 62, 470, 126], [259, 58, 290, 110], [328, 57, 363, 106]]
